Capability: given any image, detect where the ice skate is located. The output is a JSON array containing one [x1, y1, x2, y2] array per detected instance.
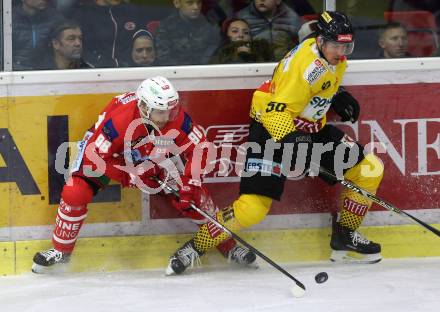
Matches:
[[32, 248, 71, 274], [330, 222, 382, 264], [165, 240, 203, 276], [226, 245, 258, 269]]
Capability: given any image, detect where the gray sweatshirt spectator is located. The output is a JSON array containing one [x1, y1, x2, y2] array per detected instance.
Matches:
[[155, 0, 221, 66], [237, 0, 302, 60]]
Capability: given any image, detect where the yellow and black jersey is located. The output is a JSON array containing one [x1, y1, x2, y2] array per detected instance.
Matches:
[[250, 38, 346, 141]]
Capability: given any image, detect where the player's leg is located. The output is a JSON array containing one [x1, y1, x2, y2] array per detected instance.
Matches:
[[164, 183, 258, 268], [330, 153, 384, 263], [196, 188, 258, 267], [313, 125, 384, 263], [32, 176, 95, 273], [166, 121, 283, 275], [166, 193, 272, 275]]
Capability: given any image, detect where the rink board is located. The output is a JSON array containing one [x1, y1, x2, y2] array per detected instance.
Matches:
[[0, 60, 439, 275], [1, 223, 440, 275]]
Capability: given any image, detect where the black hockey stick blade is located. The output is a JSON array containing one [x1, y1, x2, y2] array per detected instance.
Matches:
[[152, 177, 306, 295], [315, 165, 440, 238]]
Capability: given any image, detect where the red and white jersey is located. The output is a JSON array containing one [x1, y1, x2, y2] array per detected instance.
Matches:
[[72, 92, 207, 187]]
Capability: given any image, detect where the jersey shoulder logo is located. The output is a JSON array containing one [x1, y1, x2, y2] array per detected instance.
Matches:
[[117, 92, 137, 105], [303, 59, 327, 85], [181, 112, 193, 134], [102, 119, 119, 142]]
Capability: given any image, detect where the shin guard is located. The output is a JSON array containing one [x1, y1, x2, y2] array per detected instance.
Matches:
[[192, 194, 272, 253], [193, 205, 241, 253], [216, 237, 237, 257], [52, 177, 93, 253], [339, 154, 384, 230], [52, 199, 88, 253]]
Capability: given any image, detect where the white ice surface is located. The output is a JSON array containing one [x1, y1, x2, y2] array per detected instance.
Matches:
[[1, 258, 439, 312]]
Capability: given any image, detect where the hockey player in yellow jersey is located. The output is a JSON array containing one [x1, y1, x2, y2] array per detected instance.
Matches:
[[166, 11, 384, 275]]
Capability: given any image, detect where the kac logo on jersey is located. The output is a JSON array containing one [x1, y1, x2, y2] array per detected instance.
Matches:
[[304, 59, 327, 85], [246, 158, 282, 177]]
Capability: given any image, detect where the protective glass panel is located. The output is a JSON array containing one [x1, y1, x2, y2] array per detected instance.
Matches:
[[0, 1, 3, 71], [336, 0, 440, 59], [9, 0, 327, 70]]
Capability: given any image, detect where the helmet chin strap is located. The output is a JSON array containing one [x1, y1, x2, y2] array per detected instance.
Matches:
[[138, 105, 155, 132]]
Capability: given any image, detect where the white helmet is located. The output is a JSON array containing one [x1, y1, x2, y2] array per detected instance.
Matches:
[[136, 76, 180, 121]]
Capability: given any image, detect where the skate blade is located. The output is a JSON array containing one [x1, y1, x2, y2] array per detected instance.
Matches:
[[245, 261, 260, 270], [330, 250, 382, 264], [165, 265, 177, 276], [31, 262, 69, 274], [232, 260, 260, 270]]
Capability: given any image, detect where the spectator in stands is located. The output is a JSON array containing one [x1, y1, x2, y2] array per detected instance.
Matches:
[[120, 29, 156, 67], [378, 22, 411, 58], [72, 0, 146, 68], [236, 0, 302, 61], [210, 18, 272, 64], [12, 0, 64, 70], [155, 0, 221, 65], [37, 19, 94, 70]]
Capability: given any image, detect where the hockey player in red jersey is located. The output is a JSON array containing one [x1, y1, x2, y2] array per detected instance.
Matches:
[[32, 76, 256, 273]]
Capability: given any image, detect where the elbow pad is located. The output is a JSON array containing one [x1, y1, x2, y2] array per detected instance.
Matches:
[[260, 110, 294, 142]]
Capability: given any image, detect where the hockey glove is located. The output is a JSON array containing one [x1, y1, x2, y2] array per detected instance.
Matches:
[[331, 91, 360, 123], [126, 160, 163, 190], [168, 184, 216, 223], [172, 176, 203, 212]]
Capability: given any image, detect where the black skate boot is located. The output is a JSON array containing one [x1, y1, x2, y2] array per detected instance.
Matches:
[[330, 221, 382, 264], [227, 245, 258, 268], [32, 248, 71, 273], [165, 240, 203, 276]]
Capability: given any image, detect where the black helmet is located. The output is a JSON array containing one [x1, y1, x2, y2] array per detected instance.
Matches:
[[317, 11, 354, 43]]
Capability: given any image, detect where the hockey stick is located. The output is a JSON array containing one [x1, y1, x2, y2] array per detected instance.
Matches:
[[152, 177, 306, 297], [314, 165, 440, 237]]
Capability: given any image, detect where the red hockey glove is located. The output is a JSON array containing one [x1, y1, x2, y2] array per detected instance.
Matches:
[[126, 161, 163, 190], [172, 176, 202, 212], [168, 184, 217, 222]]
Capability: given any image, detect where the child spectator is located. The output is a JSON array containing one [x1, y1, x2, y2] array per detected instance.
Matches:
[[120, 29, 156, 67], [155, 0, 221, 65], [236, 0, 302, 61], [210, 18, 272, 64], [12, 0, 64, 70]]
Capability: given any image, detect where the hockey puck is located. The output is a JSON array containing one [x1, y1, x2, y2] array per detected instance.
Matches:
[[314, 272, 328, 284]]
